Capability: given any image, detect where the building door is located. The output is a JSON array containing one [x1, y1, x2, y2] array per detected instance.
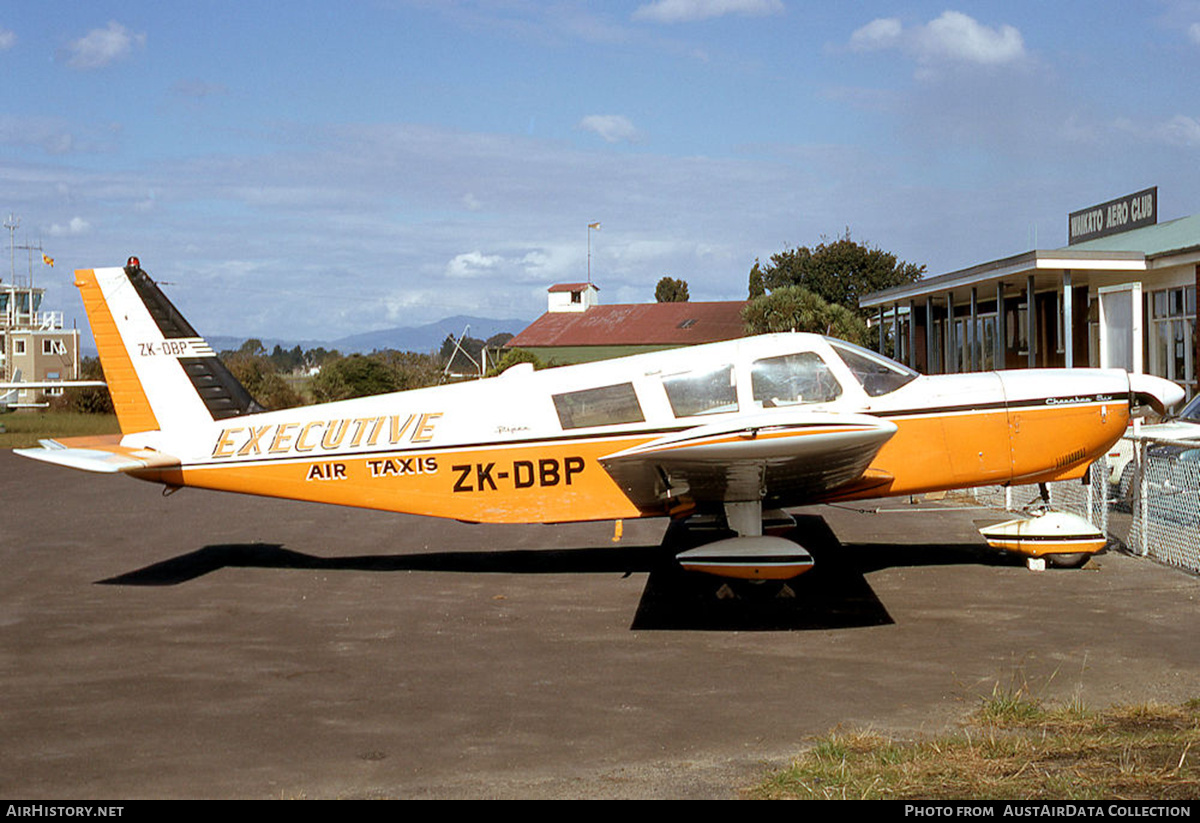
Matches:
[[1098, 283, 1143, 373]]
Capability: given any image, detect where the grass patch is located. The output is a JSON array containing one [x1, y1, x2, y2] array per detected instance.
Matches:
[[752, 696, 1200, 800], [0, 410, 120, 449]]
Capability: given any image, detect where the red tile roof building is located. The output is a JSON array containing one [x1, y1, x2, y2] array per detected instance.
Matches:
[[506, 284, 747, 364]]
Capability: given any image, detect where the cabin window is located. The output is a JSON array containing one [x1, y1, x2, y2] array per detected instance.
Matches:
[[662, 364, 737, 417], [828, 339, 918, 397], [553, 382, 645, 429], [752, 352, 842, 407]]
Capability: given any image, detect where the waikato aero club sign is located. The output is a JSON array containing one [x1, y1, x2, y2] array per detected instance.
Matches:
[[1068, 187, 1157, 245]]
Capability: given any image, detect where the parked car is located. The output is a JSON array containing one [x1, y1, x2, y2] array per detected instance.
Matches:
[[1135, 442, 1200, 527], [1111, 392, 1200, 508]]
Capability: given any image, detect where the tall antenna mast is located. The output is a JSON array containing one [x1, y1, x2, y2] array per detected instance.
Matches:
[[4, 213, 18, 284]]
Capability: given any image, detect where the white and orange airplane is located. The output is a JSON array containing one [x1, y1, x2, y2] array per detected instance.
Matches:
[[16, 264, 1184, 577]]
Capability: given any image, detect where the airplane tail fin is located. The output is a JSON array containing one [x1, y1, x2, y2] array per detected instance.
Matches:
[[76, 265, 262, 434]]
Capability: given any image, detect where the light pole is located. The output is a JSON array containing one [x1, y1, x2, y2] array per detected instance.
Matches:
[[587, 221, 600, 284]]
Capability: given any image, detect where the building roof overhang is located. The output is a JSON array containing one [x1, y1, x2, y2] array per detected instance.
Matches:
[[860, 249, 1147, 309]]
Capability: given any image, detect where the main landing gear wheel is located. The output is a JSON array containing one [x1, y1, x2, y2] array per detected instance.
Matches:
[[1045, 553, 1090, 569]]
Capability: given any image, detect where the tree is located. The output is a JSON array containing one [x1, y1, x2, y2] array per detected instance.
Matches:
[[238, 338, 267, 358], [486, 348, 543, 377], [310, 354, 401, 402], [655, 277, 689, 303], [748, 260, 767, 299], [742, 286, 870, 345], [371, 349, 442, 390], [749, 230, 924, 315], [222, 351, 304, 410], [50, 356, 113, 414]]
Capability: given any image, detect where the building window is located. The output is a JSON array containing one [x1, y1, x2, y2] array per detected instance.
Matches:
[[1150, 286, 1196, 395], [42, 338, 54, 355], [13, 339, 25, 355]]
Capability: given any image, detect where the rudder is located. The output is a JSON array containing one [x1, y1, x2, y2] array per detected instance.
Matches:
[[76, 264, 262, 434]]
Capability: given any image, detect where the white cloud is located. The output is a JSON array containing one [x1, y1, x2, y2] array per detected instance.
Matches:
[[47, 217, 91, 236], [578, 114, 640, 143], [65, 21, 145, 69], [1190, 22, 1200, 45], [1117, 114, 1200, 146], [0, 116, 81, 155], [445, 250, 504, 278], [920, 11, 1024, 65], [849, 18, 902, 51], [850, 10, 1025, 70], [633, 0, 784, 23], [0, 28, 16, 50], [1159, 115, 1200, 145]]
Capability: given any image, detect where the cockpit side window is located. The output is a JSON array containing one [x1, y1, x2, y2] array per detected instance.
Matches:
[[828, 339, 919, 397], [553, 383, 645, 429], [662, 364, 738, 417], [751, 352, 842, 407]]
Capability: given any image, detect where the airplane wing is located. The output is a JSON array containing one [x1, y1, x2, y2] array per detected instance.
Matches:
[[14, 435, 180, 474], [599, 410, 897, 513]]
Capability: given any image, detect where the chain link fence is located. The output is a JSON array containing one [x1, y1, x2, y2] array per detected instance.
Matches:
[[1118, 435, 1200, 574]]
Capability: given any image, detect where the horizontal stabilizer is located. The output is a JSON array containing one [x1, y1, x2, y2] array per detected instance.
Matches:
[[15, 435, 180, 474]]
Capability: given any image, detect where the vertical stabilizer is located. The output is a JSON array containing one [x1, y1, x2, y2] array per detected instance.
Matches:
[[76, 265, 262, 434]]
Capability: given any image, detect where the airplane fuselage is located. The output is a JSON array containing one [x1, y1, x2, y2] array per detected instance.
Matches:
[[116, 334, 1133, 524]]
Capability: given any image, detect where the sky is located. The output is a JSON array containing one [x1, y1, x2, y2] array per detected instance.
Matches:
[[4, 0, 1200, 343]]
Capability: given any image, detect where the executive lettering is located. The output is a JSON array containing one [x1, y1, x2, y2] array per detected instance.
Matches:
[[213, 412, 441, 458]]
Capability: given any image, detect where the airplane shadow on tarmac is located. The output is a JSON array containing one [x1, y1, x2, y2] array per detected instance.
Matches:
[[97, 514, 1021, 632]]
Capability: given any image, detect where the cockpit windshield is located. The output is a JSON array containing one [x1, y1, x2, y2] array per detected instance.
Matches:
[[826, 338, 919, 397]]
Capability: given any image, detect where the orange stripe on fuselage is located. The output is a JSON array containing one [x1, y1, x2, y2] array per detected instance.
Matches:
[[130, 399, 1129, 522], [75, 269, 159, 434], [138, 436, 651, 524]]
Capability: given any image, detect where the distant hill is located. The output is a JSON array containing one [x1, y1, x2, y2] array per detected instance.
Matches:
[[331, 315, 529, 354], [204, 314, 530, 356]]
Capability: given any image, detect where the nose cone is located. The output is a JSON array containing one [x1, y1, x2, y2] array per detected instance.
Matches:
[[1128, 373, 1185, 415]]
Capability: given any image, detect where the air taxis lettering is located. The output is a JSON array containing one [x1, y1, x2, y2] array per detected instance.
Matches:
[[212, 412, 441, 459], [367, 457, 438, 478], [306, 462, 347, 481], [451, 457, 585, 493]]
